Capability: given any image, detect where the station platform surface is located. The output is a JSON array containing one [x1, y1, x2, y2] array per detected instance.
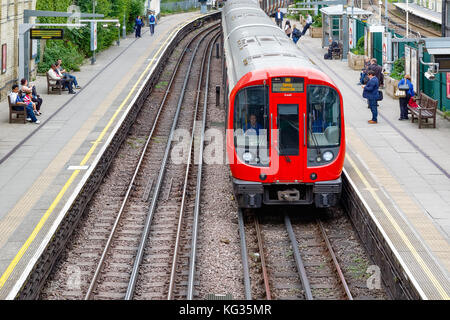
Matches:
[[295, 33, 450, 299], [393, 2, 442, 24], [0, 11, 205, 299]]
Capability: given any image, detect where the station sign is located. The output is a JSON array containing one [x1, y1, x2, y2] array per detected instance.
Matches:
[[30, 28, 64, 39]]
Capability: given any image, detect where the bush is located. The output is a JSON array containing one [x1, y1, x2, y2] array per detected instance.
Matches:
[[36, 0, 145, 72], [351, 36, 365, 55], [37, 40, 85, 73], [312, 14, 322, 27], [389, 58, 405, 80]]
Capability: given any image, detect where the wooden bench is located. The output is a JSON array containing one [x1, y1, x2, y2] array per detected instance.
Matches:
[[46, 72, 63, 95], [408, 91, 437, 129], [8, 94, 27, 124]]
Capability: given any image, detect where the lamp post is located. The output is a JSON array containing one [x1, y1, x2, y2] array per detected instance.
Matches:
[[406, 0, 409, 37], [92, 0, 96, 65]]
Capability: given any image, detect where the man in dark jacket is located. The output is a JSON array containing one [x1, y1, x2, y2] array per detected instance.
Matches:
[[275, 8, 284, 28], [368, 58, 384, 87], [363, 70, 379, 124]]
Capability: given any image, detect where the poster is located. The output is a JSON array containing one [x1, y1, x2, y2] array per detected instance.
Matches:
[[382, 32, 388, 64], [349, 19, 356, 49], [411, 47, 418, 92], [1, 44, 6, 74], [405, 46, 411, 77]]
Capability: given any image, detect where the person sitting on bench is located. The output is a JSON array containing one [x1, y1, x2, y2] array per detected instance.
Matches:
[[48, 64, 76, 94], [56, 59, 81, 89], [9, 84, 40, 124], [324, 37, 339, 60]]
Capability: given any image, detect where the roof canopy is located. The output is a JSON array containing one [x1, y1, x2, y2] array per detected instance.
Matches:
[[320, 5, 373, 16]]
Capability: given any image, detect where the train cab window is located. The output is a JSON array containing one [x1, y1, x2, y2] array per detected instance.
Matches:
[[234, 86, 270, 166], [307, 85, 340, 147], [278, 104, 299, 156]]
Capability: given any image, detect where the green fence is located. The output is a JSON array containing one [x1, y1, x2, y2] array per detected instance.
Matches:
[[357, 18, 450, 111]]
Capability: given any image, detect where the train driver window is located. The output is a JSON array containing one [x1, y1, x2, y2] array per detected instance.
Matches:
[[234, 86, 270, 166], [307, 85, 340, 147]]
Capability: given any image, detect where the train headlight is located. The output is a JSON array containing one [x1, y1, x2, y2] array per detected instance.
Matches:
[[243, 152, 253, 162], [323, 151, 334, 162]]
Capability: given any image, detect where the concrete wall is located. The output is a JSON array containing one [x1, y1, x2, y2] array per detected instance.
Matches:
[[0, 0, 37, 102]]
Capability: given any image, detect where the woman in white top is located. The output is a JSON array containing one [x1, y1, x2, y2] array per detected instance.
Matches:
[[284, 20, 292, 38]]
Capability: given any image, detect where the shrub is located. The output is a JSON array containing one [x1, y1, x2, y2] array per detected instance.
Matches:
[[37, 40, 85, 73], [389, 58, 405, 80], [351, 36, 365, 55]]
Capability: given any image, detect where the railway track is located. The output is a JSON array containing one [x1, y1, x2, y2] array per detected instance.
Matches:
[[84, 25, 219, 300], [367, 0, 441, 38], [239, 209, 352, 300], [37, 21, 221, 300]]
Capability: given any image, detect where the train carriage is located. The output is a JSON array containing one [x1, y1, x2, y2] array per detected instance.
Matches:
[[222, 0, 345, 209]]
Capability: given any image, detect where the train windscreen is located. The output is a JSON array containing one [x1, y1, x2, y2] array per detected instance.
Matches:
[[307, 85, 340, 147], [234, 86, 270, 166], [277, 104, 299, 156]]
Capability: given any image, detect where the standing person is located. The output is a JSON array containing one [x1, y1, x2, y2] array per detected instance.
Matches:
[[362, 70, 379, 124], [275, 8, 284, 28], [292, 24, 301, 44], [302, 14, 313, 36], [284, 20, 292, 38], [358, 57, 370, 85], [135, 16, 143, 38], [397, 74, 414, 120], [148, 11, 156, 36], [368, 58, 384, 87]]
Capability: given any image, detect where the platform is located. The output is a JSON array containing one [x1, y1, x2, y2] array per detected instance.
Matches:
[[0, 11, 209, 299], [295, 33, 450, 299], [393, 2, 442, 25]]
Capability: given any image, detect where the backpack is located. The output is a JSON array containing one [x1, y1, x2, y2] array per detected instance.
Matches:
[[149, 15, 155, 23]]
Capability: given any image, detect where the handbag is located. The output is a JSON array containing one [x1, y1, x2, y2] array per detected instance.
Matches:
[[377, 90, 383, 101], [395, 89, 406, 97], [398, 83, 409, 91], [285, 27, 292, 35]]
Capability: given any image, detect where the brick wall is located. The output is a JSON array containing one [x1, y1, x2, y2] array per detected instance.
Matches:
[[0, 0, 37, 102]]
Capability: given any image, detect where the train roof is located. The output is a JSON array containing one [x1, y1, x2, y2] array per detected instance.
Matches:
[[222, 0, 321, 89]]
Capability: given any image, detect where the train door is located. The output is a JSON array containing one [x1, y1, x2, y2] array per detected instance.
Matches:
[[270, 77, 306, 182]]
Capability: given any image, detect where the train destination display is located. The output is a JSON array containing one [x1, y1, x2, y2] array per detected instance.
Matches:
[[272, 77, 304, 93]]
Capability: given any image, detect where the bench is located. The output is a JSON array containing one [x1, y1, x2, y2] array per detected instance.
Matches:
[[46, 72, 63, 95], [8, 95, 27, 124], [408, 91, 437, 129]]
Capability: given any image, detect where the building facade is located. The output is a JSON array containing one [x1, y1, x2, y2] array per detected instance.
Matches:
[[0, 0, 37, 101]]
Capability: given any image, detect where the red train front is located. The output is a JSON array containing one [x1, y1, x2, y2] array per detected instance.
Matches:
[[223, 0, 345, 208]]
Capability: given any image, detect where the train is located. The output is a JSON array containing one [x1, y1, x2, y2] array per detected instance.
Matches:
[[222, 0, 345, 209]]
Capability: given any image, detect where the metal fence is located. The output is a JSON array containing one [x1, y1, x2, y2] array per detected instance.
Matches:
[[160, 0, 201, 12]]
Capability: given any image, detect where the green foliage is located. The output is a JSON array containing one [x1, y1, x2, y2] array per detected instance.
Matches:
[[351, 36, 365, 55], [37, 40, 84, 73], [390, 58, 405, 80], [36, 0, 145, 72], [312, 14, 322, 27]]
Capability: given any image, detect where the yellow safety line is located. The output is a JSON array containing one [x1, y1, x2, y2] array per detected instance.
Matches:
[[347, 154, 449, 300], [0, 14, 204, 289]]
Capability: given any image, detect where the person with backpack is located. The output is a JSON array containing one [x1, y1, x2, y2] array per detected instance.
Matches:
[[135, 16, 143, 38], [291, 24, 301, 44], [148, 12, 157, 36]]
